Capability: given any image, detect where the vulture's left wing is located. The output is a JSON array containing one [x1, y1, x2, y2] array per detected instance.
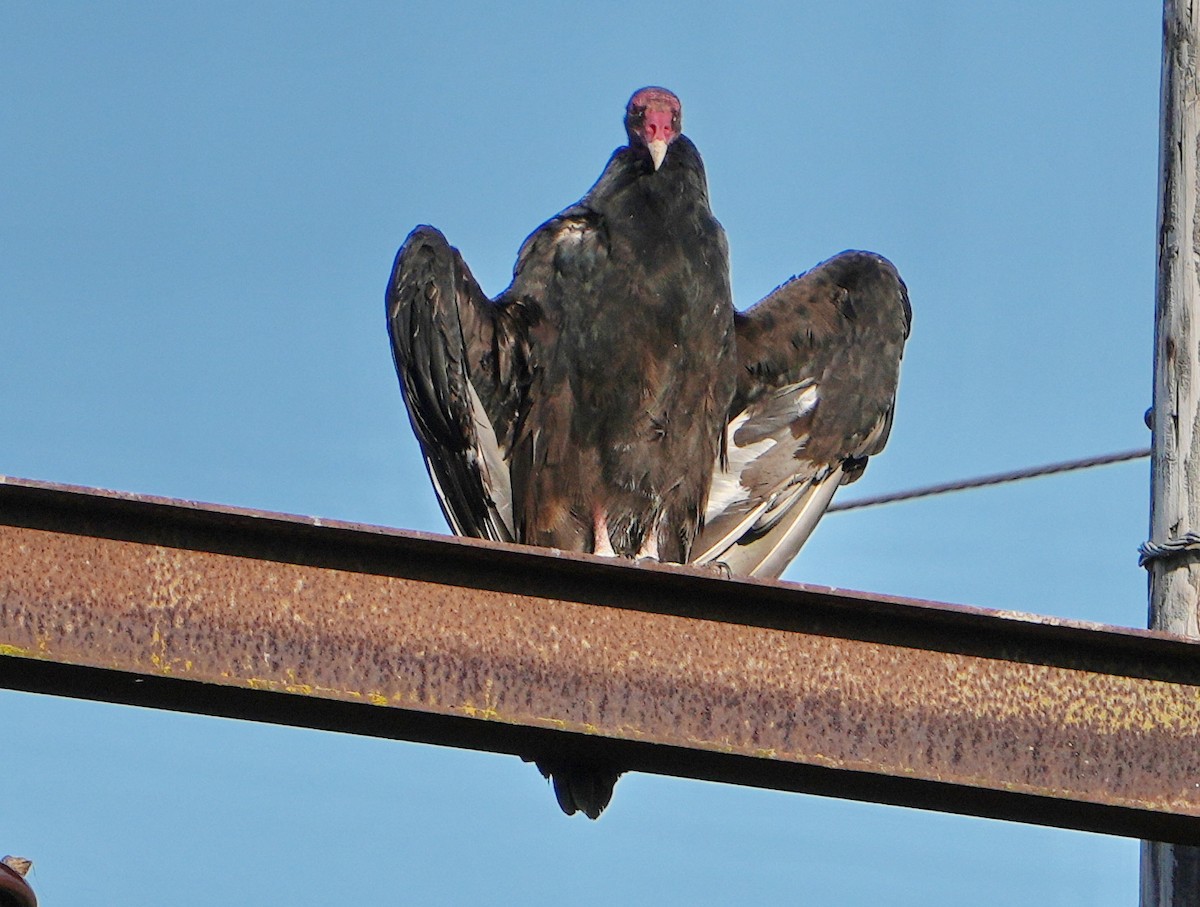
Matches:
[[693, 251, 911, 578]]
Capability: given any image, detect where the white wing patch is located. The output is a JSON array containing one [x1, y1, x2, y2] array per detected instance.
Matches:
[[694, 380, 827, 575], [465, 377, 515, 541], [704, 409, 775, 520], [425, 455, 465, 536], [705, 381, 819, 518], [717, 465, 844, 578]]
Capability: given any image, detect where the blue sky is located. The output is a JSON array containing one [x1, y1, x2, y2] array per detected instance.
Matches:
[[1, 3, 1160, 903]]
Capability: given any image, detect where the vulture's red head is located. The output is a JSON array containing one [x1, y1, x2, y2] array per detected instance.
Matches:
[[625, 87, 682, 171]]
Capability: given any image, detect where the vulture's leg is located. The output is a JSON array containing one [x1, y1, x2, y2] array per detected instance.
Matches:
[[592, 511, 616, 557], [635, 530, 659, 561]]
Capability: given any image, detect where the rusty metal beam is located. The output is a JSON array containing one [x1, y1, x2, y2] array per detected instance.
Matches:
[[1, 476, 1199, 842]]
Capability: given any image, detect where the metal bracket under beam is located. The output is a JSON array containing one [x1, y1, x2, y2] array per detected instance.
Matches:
[[1, 475, 1199, 842]]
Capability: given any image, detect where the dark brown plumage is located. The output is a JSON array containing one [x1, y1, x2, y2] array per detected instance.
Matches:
[[389, 87, 733, 569], [693, 251, 911, 577], [386, 87, 910, 818]]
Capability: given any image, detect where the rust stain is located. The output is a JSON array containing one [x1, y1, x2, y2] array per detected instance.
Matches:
[[3, 475, 1200, 839], [2, 520, 1200, 818]]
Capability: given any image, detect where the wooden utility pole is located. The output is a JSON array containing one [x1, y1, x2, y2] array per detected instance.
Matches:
[[1144, 1, 1200, 903]]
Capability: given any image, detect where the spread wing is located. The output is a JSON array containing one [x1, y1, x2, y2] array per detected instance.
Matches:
[[692, 251, 911, 578], [386, 225, 531, 543]]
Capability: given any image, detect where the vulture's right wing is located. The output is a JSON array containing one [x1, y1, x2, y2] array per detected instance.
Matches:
[[386, 225, 531, 543], [693, 251, 911, 578]]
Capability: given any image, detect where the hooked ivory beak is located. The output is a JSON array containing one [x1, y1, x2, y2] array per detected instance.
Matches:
[[648, 139, 668, 171]]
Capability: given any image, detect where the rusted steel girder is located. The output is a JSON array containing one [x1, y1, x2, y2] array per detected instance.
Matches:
[[1, 476, 1199, 841]]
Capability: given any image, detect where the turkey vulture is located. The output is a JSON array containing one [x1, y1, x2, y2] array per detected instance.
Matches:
[[386, 87, 910, 818]]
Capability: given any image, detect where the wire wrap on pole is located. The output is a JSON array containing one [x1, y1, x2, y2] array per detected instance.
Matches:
[[1139, 534, 1200, 568]]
